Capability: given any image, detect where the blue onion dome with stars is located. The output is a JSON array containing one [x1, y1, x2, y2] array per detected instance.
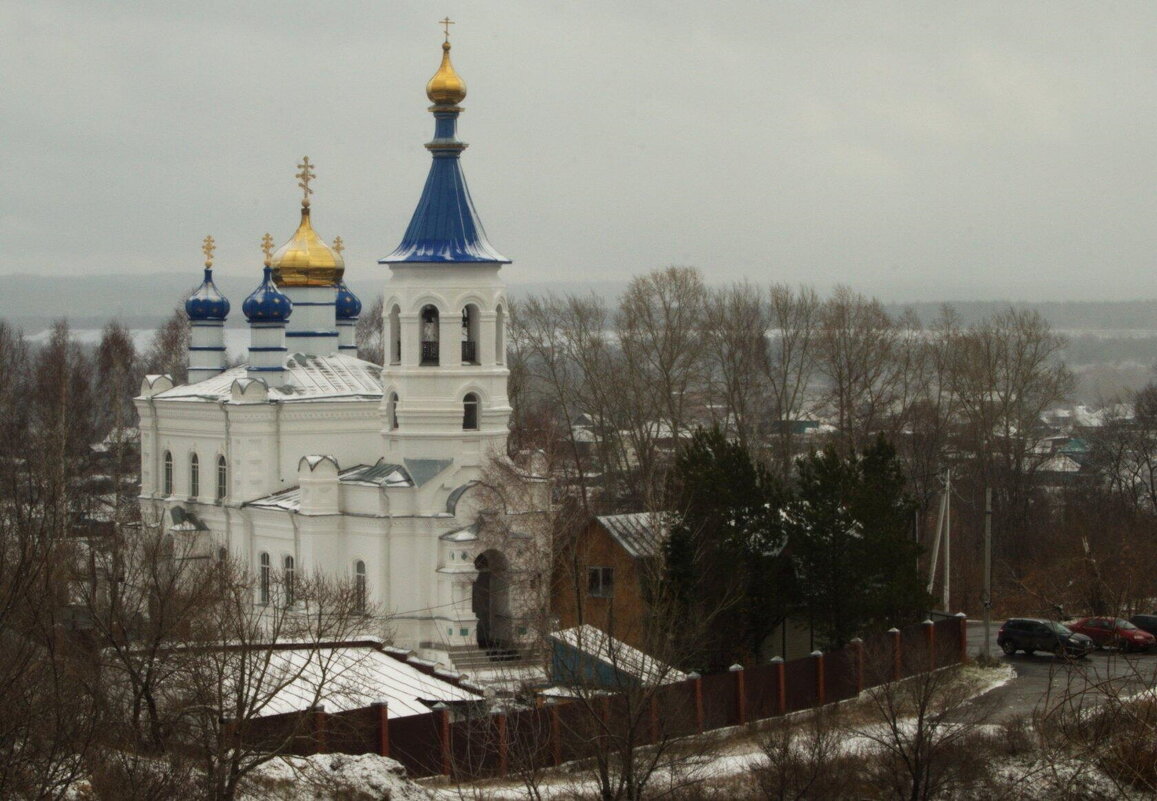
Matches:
[[335, 279, 362, 320], [243, 234, 293, 323], [185, 235, 230, 321]]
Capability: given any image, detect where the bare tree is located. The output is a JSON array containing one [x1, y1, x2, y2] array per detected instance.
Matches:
[[354, 294, 385, 365], [761, 283, 820, 478], [143, 305, 189, 386], [701, 282, 769, 451]]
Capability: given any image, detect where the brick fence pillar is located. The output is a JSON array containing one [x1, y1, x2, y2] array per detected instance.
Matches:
[[850, 638, 864, 695], [924, 619, 936, 672], [729, 664, 746, 726], [550, 705, 561, 767], [689, 673, 704, 734], [372, 701, 389, 757], [496, 712, 508, 778], [889, 627, 902, 681], [771, 657, 785, 716], [434, 703, 451, 777], [956, 612, 968, 664], [310, 705, 328, 755], [812, 651, 825, 707]]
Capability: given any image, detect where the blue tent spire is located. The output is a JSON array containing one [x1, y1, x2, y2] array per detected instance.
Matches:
[[381, 38, 509, 265]]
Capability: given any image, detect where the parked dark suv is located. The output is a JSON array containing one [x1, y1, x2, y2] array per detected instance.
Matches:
[[998, 618, 1094, 658]]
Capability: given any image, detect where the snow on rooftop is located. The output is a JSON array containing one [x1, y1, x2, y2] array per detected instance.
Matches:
[[151, 353, 382, 403], [550, 625, 686, 686], [253, 644, 480, 718]]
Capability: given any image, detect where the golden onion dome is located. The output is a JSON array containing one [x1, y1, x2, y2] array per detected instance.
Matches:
[[426, 40, 467, 105], [270, 204, 345, 288], [270, 156, 344, 287]]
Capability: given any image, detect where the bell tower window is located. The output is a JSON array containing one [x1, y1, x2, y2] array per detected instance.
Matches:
[[389, 304, 401, 365], [163, 451, 173, 496], [463, 392, 479, 431], [461, 304, 479, 364], [217, 455, 227, 501], [495, 304, 505, 366], [420, 305, 440, 365], [388, 392, 400, 430]]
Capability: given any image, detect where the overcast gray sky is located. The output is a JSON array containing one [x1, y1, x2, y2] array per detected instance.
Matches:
[[3, 1, 1156, 301]]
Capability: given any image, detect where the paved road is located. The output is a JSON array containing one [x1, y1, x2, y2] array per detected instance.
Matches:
[[965, 620, 1157, 721]]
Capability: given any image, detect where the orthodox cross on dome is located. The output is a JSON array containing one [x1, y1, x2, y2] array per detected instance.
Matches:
[[261, 232, 274, 266], [332, 236, 344, 255], [202, 235, 216, 268], [296, 156, 315, 208], [439, 16, 454, 42]]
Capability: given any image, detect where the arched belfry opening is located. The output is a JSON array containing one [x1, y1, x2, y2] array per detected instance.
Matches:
[[472, 549, 511, 650], [461, 304, 480, 364], [420, 305, 439, 365], [388, 304, 401, 365]]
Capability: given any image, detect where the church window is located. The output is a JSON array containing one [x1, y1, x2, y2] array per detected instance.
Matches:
[[259, 552, 271, 605], [355, 560, 367, 613], [217, 455, 227, 501], [461, 304, 479, 364], [389, 305, 401, 365], [495, 304, 505, 365], [189, 453, 200, 499], [420, 305, 440, 365], [284, 556, 295, 607], [463, 393, 479, 430], [588, 566, 614, 598], [217, 546, 227, 563], [388, 392, 399, 430], [162, 451, 173, 495]]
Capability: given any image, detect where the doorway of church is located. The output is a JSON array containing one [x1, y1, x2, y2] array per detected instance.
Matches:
[[472, 549, 513, 653]]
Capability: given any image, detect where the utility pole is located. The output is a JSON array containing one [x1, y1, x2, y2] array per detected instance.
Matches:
[[983, 487, 992, 660], [942, 467, 951, 612]]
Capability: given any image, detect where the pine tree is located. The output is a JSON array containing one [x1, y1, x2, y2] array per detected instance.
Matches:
[[784, 435, 929, 649], [665, 427, 788, 671]]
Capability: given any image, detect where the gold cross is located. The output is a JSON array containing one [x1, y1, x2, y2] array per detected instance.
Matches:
[[296, 156, 315, 207], [261, 232, 274, 265], [332, 236, 344, 255], [440, 16, 454, 42], [202, 235, 216, 268]]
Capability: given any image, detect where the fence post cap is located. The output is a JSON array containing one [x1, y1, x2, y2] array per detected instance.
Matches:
[[770, 656, 784, 664], [432, 702, 448, 710], [888, 627, 900, 633], [810, 649, 823, 657], [308, 704, 326, 712], [371, 699, 389, 708], [954, 611, 968, 618], [729, 663, 744, 672], [923, 619, 934, 625], [849, 637, 863, 644], [687, 671, 701, 680]]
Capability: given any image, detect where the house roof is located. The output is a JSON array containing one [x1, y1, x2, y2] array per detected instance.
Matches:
[[151, 354, 382, 403], [249, 642, 481, 718], [596, 512, 668, 559], [549, 625, 686, 686]]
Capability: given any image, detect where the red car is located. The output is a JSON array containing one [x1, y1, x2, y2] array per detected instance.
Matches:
[[1069, 617, 1156, 652]]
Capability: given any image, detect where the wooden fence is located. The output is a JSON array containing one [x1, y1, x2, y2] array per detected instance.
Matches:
[[241, 615, 967, 779]]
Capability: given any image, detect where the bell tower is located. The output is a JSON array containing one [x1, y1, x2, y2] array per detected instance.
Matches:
[[378, 27, 512, 465]]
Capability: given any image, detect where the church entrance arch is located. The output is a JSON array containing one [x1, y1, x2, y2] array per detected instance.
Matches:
[[472, 549, 511, 650]]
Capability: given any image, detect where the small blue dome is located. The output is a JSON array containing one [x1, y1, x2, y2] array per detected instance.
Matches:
[[335, 280, 362, 320], [243, 266, 293, 323], [185, 268, 230, 321]]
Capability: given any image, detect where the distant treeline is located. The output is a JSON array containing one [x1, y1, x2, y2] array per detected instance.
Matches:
[[883, 300, 1157, 331]]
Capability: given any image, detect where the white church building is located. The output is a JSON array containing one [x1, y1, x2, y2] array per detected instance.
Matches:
[[134, 35, 546, 661]]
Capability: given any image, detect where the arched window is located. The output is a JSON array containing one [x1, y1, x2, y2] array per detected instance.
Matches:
[[217, 546, 228, 563], [495, 304, 506, 366], [461, 304, 479, 364], [189, 453, 200, 499], [420, 305, 440, 365], [217, 455, 227, 501], [163, 451, 173, 496], [284, 555, 295, 607], [259, 552, 271, 605], [355, 560, 367, 613], [463, 393, 479, 431], [389, 305, 401, 365], [389, 392, 400, 430]]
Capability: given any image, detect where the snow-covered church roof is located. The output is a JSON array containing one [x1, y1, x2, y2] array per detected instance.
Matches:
[[153, 353, 382, 403]]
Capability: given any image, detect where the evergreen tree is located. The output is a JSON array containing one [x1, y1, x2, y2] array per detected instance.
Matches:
[[784, 435, 929, 648], [665, 427, 787, 672]]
